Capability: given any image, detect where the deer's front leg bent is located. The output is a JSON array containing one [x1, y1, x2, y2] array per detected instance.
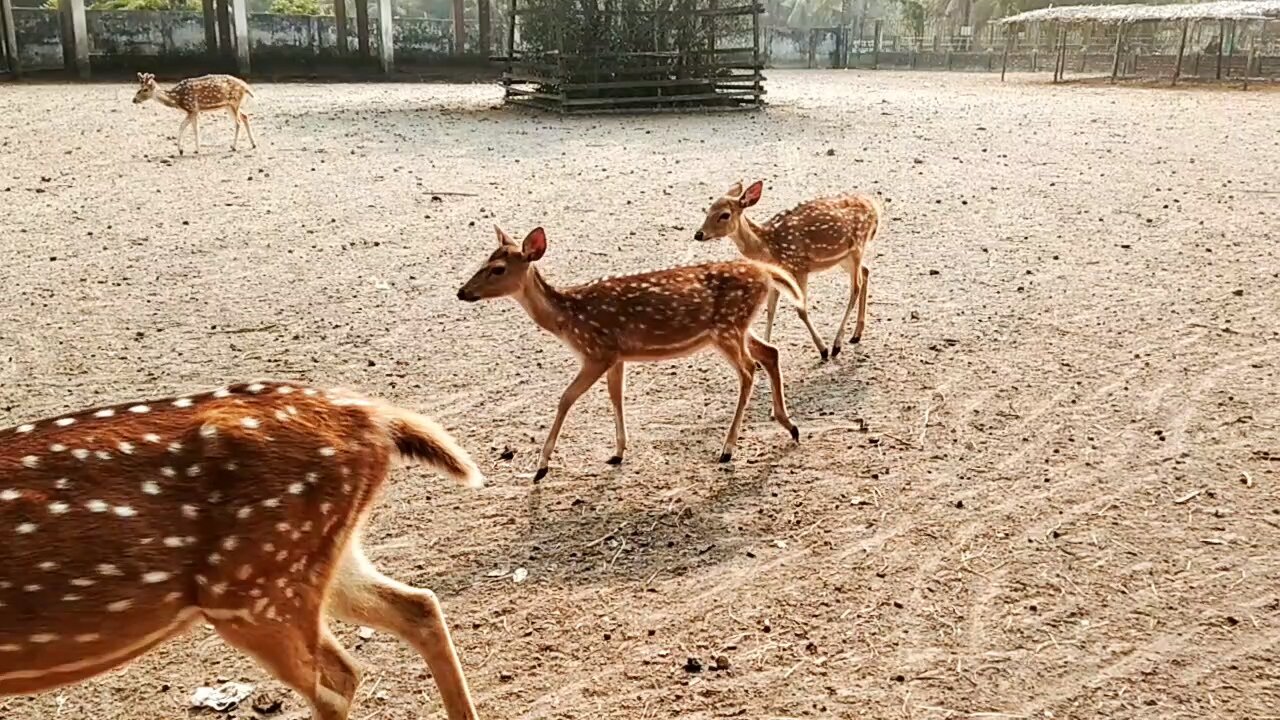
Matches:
[[606, 362, 627, 465], [535, 359, 611, 482]]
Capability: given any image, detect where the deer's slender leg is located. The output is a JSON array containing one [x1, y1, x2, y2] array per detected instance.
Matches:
[[328, 542, 479, 720], [748, 333, 798, 442], [605, 362, 627, 465], [241, 112, 257, 148], [831, 251, 863, 358], [191, 111, 201, 154], [763, 287, 779, 343], [715, 334, 757, 463], [176, 115, 192, 155], [212, 617, 358, 720], [535, 359, 611, 481], [792, 274, 829, 360], [853, 264, 870, 343], [229, 107, 241, 150]]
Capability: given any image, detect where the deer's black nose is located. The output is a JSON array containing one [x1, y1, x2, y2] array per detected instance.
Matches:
[[694, 230, 705, 241]]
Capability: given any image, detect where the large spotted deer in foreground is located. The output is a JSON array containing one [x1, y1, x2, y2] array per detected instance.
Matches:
[[133, 72, 257, 156], [695, 181, 884, 360], [458, 226, 804, 481], [0, 381, 483, 720]]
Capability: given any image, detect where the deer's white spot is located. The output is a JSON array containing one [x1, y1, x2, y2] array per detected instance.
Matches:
[[143, 433, 162, 443], [275, 410, 289, 422], [318, 446, 336, 457], [212, 388, 231, 398], [319, 502, 332, 515], [200, 424, 218, 438], [63, 594, 83, 602], [237, 506, 253, 520], [49, 444, 66, 452], [236, 564, 253, 580], [129, 405, 150, 414], [261, 497, 281, 508], [181, 504, 199, 519], [94, 450, 112, 461], [107, 599, 133, 612], [211, 582, 228, 596], [159, 466, 177, 478], [162, 536, 188, 548], [240, 417, 260, 429], [16, 424, 34, 433], [20, 456, 38, 468], [38, 561, 58, 571], [29, 633, 58, 644], [275, 549, 288, 561], [0, 489, 21, 501], [305, 472, 318, 484], [276, 386, 294, 394], [167, 442, 182, 454], [97, 564, 122, 576], [274, 522, 291, 533], [70, 578, 96, 587], [48, 501, 70, 514], [23, 584, 42, 592], [75, 633, 101, 643], [142, 571, 171, 584], [186, 465, 202, 477], [142, 481, 161, 496], [85, 500, 109, 513], [163, 592, 183, 603], [15, 523, 37, 534], [221, 536, 240, 551], [247, 383, 266, 393], [55, 418, 76, 427], [71, 449, 90, 460], [173, 398, 194, 408], [208, 552, 223, 566], [288, 482, 304, 495], [118, 442, 135, 455]]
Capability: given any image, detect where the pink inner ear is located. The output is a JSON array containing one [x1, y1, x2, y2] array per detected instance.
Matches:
[[523, 227, 547, 259], [743, 181, 764, 207]]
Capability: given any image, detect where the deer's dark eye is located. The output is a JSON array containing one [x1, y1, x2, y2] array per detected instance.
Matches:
[[719, 212, 731, 221], [491, 266, 506, 276]]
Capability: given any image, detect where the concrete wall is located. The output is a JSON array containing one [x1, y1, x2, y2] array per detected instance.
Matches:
[[11, 8, 456, 69]]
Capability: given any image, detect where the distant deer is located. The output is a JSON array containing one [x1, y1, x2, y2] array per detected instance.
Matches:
[[458, 226, 803, 481], [695, 181, 884, 361], [0, 381, 483, 720], [133, 72, 257, 156]]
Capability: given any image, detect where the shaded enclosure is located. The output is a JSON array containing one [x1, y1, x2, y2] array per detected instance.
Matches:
[[502, 0, 765, 113]]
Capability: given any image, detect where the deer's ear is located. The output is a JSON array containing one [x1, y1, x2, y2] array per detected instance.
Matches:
[[740, 180, 764, 208], [495, 225, 515, 248], [137, 72, 144, 81], [725, 181, 744, 199], [522, 227, 547, 262]]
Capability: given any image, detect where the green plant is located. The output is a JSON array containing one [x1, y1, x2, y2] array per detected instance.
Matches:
[[270, 0, 322, 14]]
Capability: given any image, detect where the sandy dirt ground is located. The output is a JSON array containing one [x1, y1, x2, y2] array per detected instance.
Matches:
[[1, 70, 1278, 720]]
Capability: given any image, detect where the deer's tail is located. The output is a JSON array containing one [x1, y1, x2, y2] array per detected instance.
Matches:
[[233, 77, 255, 97], [753, 262, 805, 308], [374, 404, 484, 488]]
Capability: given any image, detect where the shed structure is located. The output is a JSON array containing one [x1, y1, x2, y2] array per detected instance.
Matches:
[[998, 0, 1280, 86]]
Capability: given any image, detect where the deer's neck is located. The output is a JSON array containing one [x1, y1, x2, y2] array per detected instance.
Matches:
[[155, 90, 183, 110], [730, 216, 777, 264], [514, 268, 571, 336]]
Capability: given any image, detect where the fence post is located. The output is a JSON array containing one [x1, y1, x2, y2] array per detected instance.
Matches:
[[377, 0, 392, 72], [201, 0, 218, 55], [231, 0, 249, 74], [1110, 22, 1123, 82], [1215, 19, 1224, 78], [1172, 18, 1188, 85], [62, 0, 89, 78], [873, 19, 881, 69], [1000, 24, 1011, 80], [1, 0, 20, 77], [334, 0, 348, 54]]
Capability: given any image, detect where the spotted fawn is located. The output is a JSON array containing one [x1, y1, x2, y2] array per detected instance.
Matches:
[[695, 180, 884, 360], [0, 381, 483, 720], [458, 226, 804, 481], [133, 72, 257, 156]]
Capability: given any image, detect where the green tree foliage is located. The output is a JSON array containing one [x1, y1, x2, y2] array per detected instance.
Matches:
[[269, 0, 321, 13]]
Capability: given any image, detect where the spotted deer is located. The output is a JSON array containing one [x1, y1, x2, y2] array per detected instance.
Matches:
[[695, 180, 884, 360], [133, 72, 257, 156], [0, 381, 483, 720], [458, 226, 804, 481]]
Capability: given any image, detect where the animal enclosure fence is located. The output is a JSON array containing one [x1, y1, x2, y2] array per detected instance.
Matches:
[[501, 0, 765, 114]]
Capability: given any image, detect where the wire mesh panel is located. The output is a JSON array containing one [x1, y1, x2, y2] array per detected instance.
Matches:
[[503, 0, 765, 114]]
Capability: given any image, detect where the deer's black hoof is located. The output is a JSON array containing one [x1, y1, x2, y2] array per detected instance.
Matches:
[[820, 348, 830, 362], [533, 467, 549, 483], [831, 344, 842, 359], [719, 452, 733, 464], [790, 426, 801, 443], [851, 334, 862, 344], [606, 455, 623, 466]]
